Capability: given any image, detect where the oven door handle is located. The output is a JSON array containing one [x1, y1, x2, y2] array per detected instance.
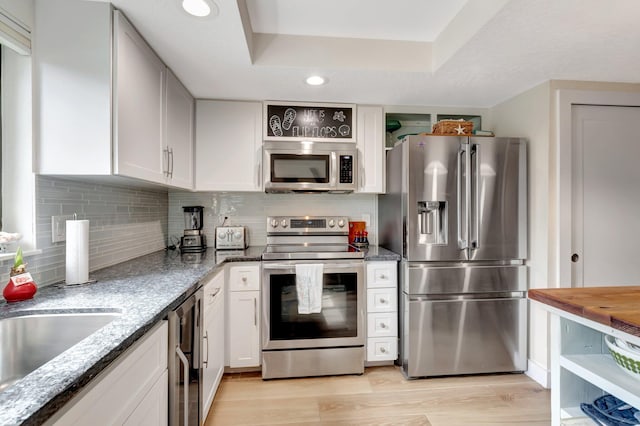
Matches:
[[262, 262, 363, 270]]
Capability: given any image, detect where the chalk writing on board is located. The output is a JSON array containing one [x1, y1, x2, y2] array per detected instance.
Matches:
[[266, 104, 353, 140]]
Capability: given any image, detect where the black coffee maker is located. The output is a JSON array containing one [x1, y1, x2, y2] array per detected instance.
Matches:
[[181, 206, 207, 253]]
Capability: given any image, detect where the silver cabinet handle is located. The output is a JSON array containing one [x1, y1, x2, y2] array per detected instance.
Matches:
[[169, 147, 174, 178], [380, 323, 387, 329], [175, 345, 189, 426], [380, 347, 387, 354], [379, 298, 387, 304], [203, 330, 209, 367], [163, 148, 170, 176], [254, 297, 257, 327]]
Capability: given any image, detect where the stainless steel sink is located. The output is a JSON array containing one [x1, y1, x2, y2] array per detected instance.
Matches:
[[0, 311, 121, 392]]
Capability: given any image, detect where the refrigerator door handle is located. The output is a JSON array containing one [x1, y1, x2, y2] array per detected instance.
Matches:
[[457, 146, 468, 250], [470, 144, 480, 250]]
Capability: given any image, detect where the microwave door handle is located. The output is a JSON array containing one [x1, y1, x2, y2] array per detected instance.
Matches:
[[175, 345, 190, 426], [330, 152, 337, 187]]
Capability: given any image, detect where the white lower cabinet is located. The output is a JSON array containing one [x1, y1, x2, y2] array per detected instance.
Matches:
[[49, 321, 168, 425], [226, 263, 261, 368], [365, 262, 398, 363], [202, 269, 225, 420]]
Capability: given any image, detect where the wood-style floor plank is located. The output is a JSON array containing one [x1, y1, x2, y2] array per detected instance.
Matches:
[[204, 366, 550, 426]]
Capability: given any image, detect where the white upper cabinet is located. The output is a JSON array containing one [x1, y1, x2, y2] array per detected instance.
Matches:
[[113, 11, 166, 185], [195, 100, 263, 192], [34, 1, 193, 189], [356, 105, 385, 193], [164, 70, 194, 189]]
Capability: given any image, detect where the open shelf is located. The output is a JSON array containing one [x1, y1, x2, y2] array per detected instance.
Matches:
[[561, 353, 640, 409]]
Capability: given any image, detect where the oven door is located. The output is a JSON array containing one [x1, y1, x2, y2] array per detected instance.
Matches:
[[262, 260, 365, 350]]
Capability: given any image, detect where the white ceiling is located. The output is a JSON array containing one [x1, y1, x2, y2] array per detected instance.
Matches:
[[103, 0, 640, 108]]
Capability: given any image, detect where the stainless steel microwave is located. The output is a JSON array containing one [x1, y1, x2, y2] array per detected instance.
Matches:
[[263, 141, 358, 193]]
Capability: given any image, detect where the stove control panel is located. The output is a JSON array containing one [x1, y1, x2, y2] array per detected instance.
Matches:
[[267, 216, 349, 234]]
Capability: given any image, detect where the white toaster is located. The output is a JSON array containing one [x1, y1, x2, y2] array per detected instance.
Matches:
[[215, 226, 248, 250]]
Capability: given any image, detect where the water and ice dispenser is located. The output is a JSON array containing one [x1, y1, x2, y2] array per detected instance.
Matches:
[[417, 201, 447, 245]]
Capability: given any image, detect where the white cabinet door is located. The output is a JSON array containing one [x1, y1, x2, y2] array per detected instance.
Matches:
[[228, 290, 260, 367], [356, 105, 385, 193], [113, 11, 166, 184], [202, 271, 225, 419], [123, 370, 168, 426], [195, 100, 263, 191], [165, 69, 194, 189], [52, 321, 168, 425]]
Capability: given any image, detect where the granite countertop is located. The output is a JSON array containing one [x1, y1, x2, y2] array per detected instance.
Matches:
[[362, 246, 401, 261], [529, 286, 640, 337], [0, 246, 263, 426], [0, 244, 397, 425]]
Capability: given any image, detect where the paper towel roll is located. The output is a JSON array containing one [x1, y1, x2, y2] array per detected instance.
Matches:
[[66, 220, 89, 285]]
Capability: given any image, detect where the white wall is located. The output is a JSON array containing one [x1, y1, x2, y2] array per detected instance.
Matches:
[[0, 0, 33, 29], [491, 80, 640, 389], [490, 81, 552, 386]]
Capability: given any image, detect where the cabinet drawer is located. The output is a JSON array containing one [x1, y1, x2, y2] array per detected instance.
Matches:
[[367, 337, 398, 362], [229, 264, 260, 291], [204, 270, 224, 308], [367, 288, 398, 313], [366, 262, 397, 288], [367, 312, 398, 338]]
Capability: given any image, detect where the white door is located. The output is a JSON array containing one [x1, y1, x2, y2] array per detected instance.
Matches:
[[165, 70, 194, 189], [113, 11, 166, 184], [571, 105, 640, 286], [195, 100, 263, 191]]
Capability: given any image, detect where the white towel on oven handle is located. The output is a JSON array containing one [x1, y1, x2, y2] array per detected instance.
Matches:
[[295, 263, 323, 314]]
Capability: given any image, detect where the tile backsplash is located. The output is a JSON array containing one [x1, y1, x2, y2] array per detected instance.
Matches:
[[168, 192, 378, 247], [0, 178, 378, 292], [0, 176, 168, 288]]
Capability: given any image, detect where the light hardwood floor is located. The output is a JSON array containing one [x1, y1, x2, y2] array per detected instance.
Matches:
[[204, 366, 550, 425]]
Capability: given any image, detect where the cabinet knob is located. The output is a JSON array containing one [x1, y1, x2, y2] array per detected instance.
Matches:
[[571, 253, 580, 263], [380, 323, 387, 329], [242, 276, 247, 282], [379, 274, 387, 280], [379, 298, 387, 304], [380, 347, 387, 353]]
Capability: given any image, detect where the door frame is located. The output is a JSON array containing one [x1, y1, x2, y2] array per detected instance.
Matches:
[[556, 90, 640, 288]]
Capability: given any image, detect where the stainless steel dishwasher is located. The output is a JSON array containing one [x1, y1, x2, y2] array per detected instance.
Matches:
[[168, 289, 203, 425]]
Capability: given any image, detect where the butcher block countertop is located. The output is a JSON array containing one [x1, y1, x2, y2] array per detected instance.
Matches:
[[528, 287, 640, 337]]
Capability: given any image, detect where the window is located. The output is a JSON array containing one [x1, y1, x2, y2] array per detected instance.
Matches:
[[0, 3, 35, 255]]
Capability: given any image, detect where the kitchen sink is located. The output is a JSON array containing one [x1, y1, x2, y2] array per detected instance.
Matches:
[[0, 311, 121, 392]]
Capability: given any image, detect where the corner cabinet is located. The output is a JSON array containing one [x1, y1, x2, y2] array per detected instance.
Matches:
[[195, 100, 263, 192], [226, 263, 261, 368], [34, 1, 193, 189], [356, 105, 385, 193], [365, 261, 398, 363]]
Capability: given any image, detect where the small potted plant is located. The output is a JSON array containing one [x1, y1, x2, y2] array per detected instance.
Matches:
[[3, 247, 37, 302]]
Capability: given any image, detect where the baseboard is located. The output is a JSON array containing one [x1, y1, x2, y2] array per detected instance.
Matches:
[[526, 358, 550, 388]]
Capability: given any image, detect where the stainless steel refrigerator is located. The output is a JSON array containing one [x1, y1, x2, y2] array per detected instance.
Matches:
[[379, 135, 527, 378]]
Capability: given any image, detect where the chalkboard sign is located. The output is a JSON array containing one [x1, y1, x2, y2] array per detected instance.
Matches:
[[264, 102, 356, 142]]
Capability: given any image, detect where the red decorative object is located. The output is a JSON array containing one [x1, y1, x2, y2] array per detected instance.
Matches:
[[3, 247, 37, 303], [3, 277, 36, 302]]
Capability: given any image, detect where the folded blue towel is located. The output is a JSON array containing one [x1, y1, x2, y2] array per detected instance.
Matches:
[[581, 395, 640, 426]]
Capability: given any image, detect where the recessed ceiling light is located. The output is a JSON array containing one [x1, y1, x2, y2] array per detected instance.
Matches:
[[182, 0, 217, 17], [305, 76, 326, 86]]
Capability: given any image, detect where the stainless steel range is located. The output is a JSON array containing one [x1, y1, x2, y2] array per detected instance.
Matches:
[[261, 216, 365, 379]]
